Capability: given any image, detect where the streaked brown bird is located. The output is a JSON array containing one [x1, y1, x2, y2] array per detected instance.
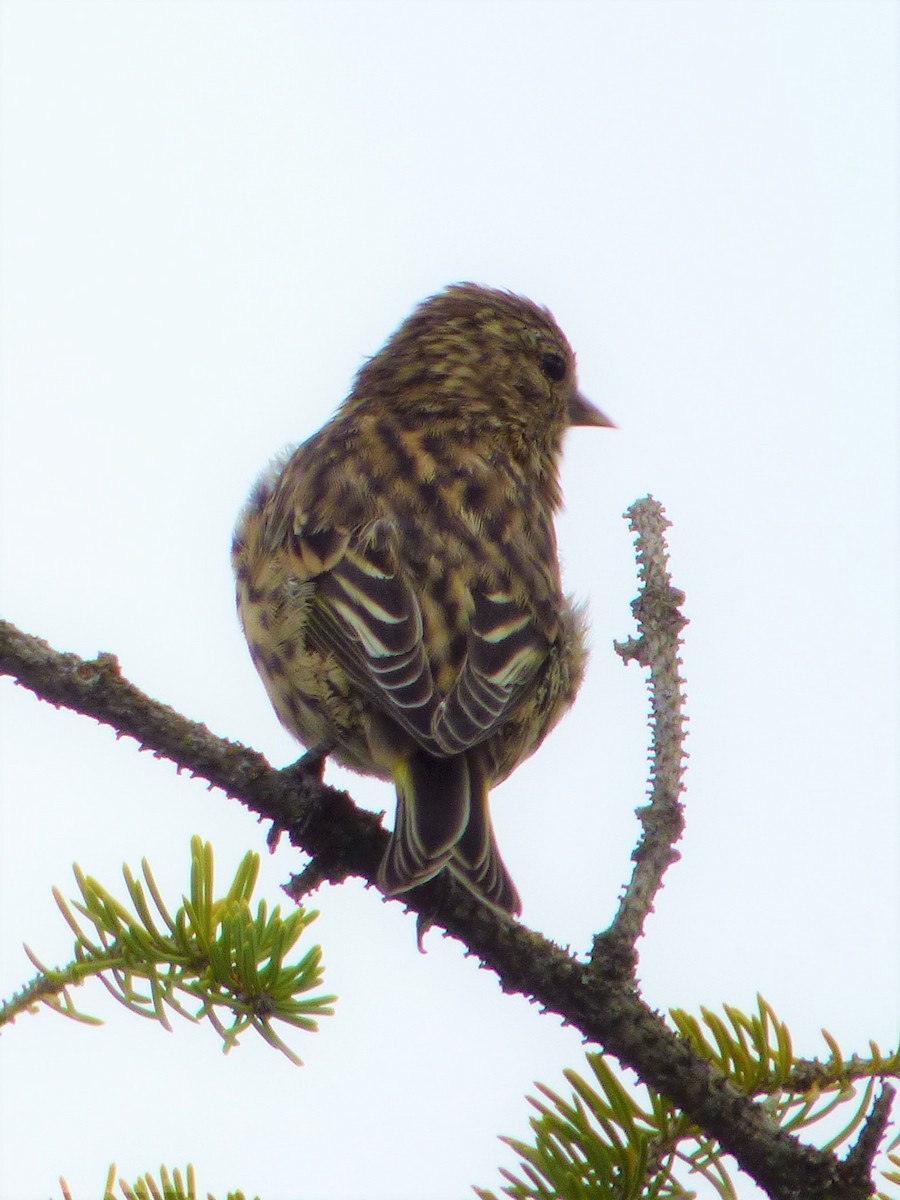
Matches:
[[232, 284, 613, 915]]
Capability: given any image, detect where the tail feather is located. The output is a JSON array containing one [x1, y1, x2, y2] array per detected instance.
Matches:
[[378, 749, 521, 916], [378, 750, 470, 896], [449, 755, 522, 916]]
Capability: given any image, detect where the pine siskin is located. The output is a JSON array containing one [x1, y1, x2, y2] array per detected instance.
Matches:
[[232, 284, 613, 915]]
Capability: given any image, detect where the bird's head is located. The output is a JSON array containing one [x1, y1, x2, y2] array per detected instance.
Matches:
[[347, 284, 615, 451]]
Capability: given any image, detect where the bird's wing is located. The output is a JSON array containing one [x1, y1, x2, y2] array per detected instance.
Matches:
[[430, 587, 549, 755], [292, 518, 442, 749]]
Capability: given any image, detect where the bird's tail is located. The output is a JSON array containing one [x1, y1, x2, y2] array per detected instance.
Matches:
[[378, 749, 521, 916], [448, 753, 521, 915]]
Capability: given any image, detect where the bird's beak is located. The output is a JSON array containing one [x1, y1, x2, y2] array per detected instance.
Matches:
[[568, 391, 617, 428]]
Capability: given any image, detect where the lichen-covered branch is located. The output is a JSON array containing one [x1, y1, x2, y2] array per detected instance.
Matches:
[[0, 619, 387, 885], [845, 1084, 897, 1181], [592, 496, 688, 977]]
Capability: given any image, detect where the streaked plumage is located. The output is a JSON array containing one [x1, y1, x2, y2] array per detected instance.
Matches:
[[232, 284, 613, 914]]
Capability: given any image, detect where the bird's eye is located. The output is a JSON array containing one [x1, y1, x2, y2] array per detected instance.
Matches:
[[540, 352, 567, 383]]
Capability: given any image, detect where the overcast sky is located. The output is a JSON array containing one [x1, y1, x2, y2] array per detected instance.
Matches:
[[1, 3, 898, 1199]]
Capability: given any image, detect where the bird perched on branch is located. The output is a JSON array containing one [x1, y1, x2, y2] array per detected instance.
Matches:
[[232, 284, 613, 915]]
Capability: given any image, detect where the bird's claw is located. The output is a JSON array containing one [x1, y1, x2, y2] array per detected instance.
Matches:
[[267, 740, 335, 849]]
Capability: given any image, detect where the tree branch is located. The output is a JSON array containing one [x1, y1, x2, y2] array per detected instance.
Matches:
[[0, 615, 883, 1199]]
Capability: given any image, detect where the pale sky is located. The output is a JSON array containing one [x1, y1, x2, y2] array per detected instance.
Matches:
[[1, 3, 898, 1199]]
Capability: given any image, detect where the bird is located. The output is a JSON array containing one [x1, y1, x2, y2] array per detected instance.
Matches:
[[232, 284, 613, 915]]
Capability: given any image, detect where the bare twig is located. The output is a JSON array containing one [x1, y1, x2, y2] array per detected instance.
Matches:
[[592, 496, 688, 977], [844, 1083, 896, 1178]]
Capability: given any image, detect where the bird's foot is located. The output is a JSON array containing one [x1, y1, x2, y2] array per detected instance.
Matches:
[[283, 740, 333, 784], [267, 740, 335, 851]]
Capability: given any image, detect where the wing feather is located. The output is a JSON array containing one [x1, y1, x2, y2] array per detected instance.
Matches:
[[431, 589, 548, 755], [295, 521, 440, 745]]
